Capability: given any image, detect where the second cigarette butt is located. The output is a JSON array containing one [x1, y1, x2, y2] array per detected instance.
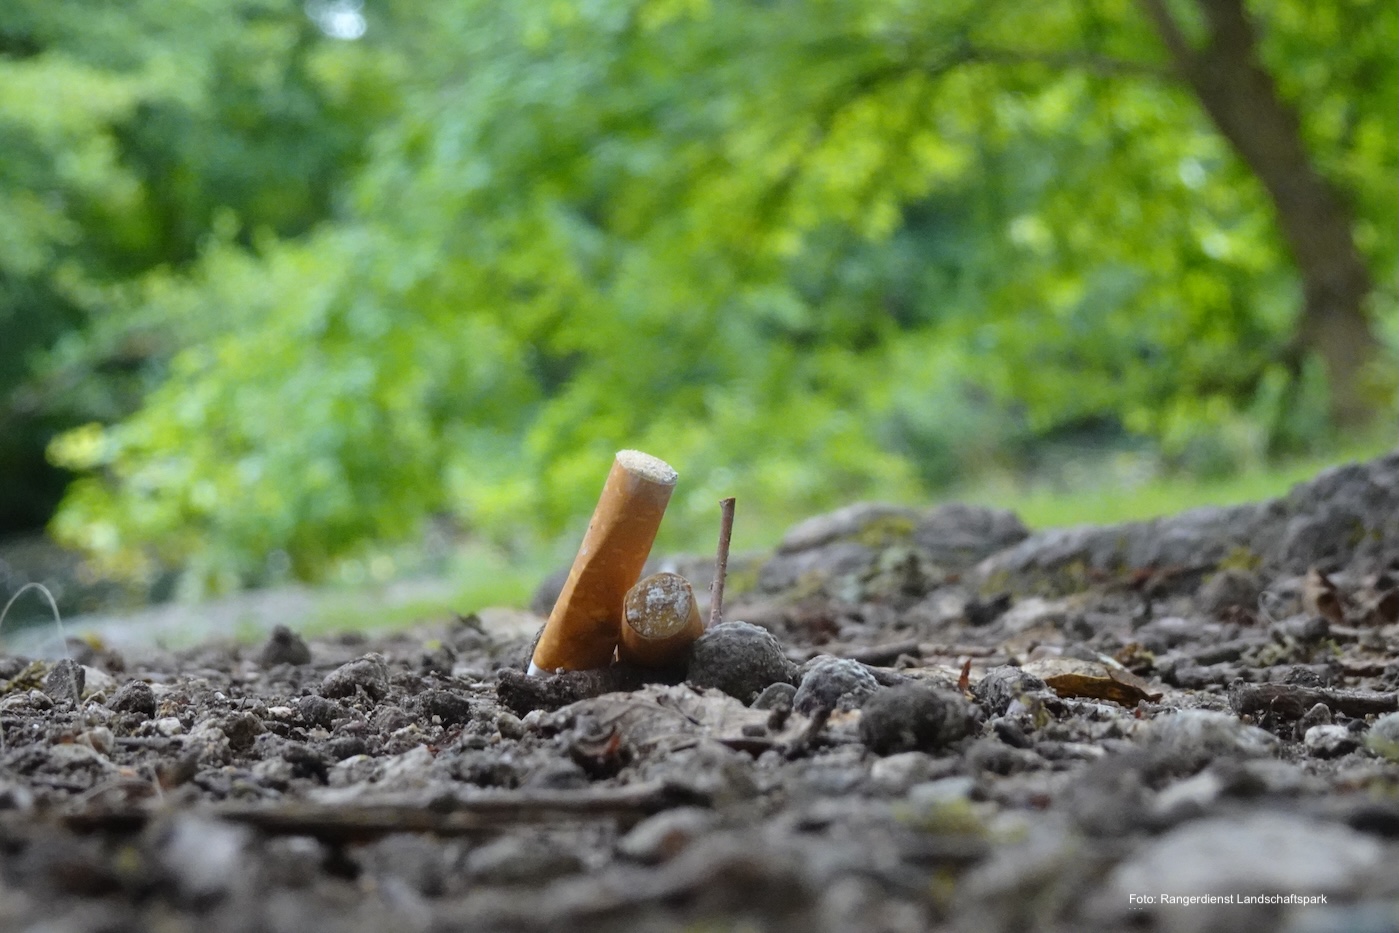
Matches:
[[617, 572, 704, 668]]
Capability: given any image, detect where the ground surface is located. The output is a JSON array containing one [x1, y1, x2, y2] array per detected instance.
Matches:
[[3, 454, 1399, 933]]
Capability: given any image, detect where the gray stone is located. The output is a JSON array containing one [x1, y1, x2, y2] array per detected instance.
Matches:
[[859, 685, 975, 755], [686, 621, 798, 703], [42, 658, 84, 706], [1137, 709, 1279, 769], [321, 654, 390, 700], [109, 680, 157, 717], [1198, 568, 1262, 615], [257, 625, 312, 666], [793, 657, 880, 715], [616, 807, 716, 863], [1304, 724, 1359, 758], [974, 666, 1050, 717], [752, 682, 797, 711], [1107, 813, 1383, 901]]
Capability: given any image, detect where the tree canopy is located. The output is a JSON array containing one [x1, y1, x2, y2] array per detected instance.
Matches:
[[6, 0, 1393, 591]]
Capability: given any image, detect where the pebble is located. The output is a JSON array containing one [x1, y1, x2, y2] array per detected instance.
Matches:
[[1137, 709, 1278, 769], [220, 711, 265, 751], [157, 816, 251, 899], [496, 712, 525, 740], [1304, 724, 1358, 758], [686, 621, 798, 703], [321, 654, 390, 700], [868, 751, 943, 794], [257, 625, 312, 667], [297, 694, 343, 729], [752, 682, 796, 711], [616, 807, 716, 863], [109, 680, 157, 717], [1107, 813, 1382, 902], [154, 717, 185, 736], [859, 684, 974, 755], [42, 658, 84, 706], [974, 666, 1050, 717], [793, 657, 880, 715], [416, 689, 475, 726]]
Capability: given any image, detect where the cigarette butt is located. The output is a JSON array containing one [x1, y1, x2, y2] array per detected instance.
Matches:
[[617, 572, 704, 667], [529, 450, 677, 674]]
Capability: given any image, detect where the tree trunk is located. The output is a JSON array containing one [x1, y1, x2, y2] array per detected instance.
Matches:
[[1140, 0, 1380, 425]]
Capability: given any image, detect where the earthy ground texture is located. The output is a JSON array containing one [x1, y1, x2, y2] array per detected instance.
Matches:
[[5, 454, 1399, 933]]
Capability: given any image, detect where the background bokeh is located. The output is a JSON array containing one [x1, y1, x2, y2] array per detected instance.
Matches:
[[1, 0, 1394, 616]]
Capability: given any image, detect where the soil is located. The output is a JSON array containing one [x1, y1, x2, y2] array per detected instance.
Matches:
[[4, 454, 1399, 933]]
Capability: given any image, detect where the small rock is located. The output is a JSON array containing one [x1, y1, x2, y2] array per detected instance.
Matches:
[[258, 625, 312, 667], [297, 694, 343, 729], [859, 684, 974, 755], [973, 666, 1050, 717], [220, 712, 264, 751], [686, 621, 798, 703], [1304, 724, 1358, 758], [1272, 614, 1330, 643], [496, 712, 525, 740], [616, 808, 716, 864], [752, 682, 796, 711], [109, 680, 157, 717], [156, 815, 250, 900], [1198, 568, 1261, 615], [1138, 709, 1279, 770], [908, 776, 976, 807], [416, 689, 475, 727], [43, 658, 84, 706], [154, 717, 185, 737], [1106, 813, 1382, 903], [321, 654, 390, 700], [793, 657, 880, 715], [868, 751, 943, 794]]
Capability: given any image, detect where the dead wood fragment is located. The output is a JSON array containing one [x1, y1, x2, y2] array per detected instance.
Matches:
[[708, 497, 737, 629], [56, 781, 700, 843], [1229, 682, 1399, 720]]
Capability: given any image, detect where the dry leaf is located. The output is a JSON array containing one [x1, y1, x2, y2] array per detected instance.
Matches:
[[1021, 657, 1162, 706], [1302, 568, 1346, 626]]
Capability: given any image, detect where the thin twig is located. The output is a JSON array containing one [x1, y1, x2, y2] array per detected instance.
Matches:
[[708, 497, 736, 629]]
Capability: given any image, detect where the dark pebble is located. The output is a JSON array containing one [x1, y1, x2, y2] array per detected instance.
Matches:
[[221, 711, 264, 751], [109, 680, 157, 717], [859, 684, 974, 755], [686, 621, 798, 703], [258, 625, 312, 667], [417, 689, 475, 726], [297, 694, 343, 729], [320, 654, 389, 700]]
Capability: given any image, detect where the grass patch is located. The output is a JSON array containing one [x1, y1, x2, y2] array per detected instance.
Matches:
[[957, 432, 1395, 529]]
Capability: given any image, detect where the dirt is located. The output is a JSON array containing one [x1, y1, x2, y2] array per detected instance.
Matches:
[[3, 454, 1399, 933]]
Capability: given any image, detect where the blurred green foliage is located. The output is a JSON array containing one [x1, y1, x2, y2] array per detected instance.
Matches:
[[6, 0, 1394, 591]]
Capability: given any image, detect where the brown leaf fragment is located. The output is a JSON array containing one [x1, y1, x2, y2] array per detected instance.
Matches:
[[1303, 568, 1346, 626], [957, 658, 972, 694], [1020, 657, 1162, 706]]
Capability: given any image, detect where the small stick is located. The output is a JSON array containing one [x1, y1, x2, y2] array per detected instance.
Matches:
[[708, 497, 736, 629]]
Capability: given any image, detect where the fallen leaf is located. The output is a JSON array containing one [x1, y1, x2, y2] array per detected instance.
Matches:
[[1020, 657, 1162, 706], [1303, 568, 1345, 626]]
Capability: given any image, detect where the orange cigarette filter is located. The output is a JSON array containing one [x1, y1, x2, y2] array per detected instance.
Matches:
[[617, 572, 704, 668], [529, 450, 677, 674]]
